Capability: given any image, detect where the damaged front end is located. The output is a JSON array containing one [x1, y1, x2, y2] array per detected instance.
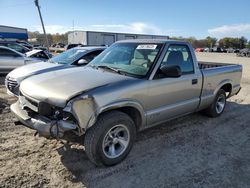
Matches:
[[10, 94, 82, 139], [63, 95, 97, 131]]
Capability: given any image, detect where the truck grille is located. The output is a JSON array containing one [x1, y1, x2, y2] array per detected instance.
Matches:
[[19, 93, 54, 117], [6, 77, 19, 95]]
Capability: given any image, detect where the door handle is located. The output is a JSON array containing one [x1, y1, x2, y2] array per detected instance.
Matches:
[[192, 79, 198, 85]]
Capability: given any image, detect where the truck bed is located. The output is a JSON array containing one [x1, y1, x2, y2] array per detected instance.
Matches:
[[198, 61, 242, 109], [198, 61, 235, 69]]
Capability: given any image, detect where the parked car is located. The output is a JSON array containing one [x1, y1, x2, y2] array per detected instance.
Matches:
[[51, 43, 65, 48], [236, 48, 250, 57], [234, 49, 240, 53], [16, 40, 34, 50], [10, 40, 242, 166], [211, 47, 223, 53], [195, 48, 204, 52], [33, 45, 48, 51], [5, 46, 106, 96], [65, 43, 83, 50], [0, 41, 52, 58], [203, 47, 210, 52], [0, 46, 47, 74], [226, 48, 239, 53], [25, 49, 52, 60], [0, 41, 31, 53]]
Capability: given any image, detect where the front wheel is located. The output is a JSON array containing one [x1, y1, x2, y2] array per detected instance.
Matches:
[[84, 111, 136, 166], [203, 89, 226, 117]]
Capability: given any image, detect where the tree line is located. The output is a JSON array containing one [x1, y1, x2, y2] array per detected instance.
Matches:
[[28, 31, 68, 46], [170, 36, 250, 49], [28, 31, 250, 49]]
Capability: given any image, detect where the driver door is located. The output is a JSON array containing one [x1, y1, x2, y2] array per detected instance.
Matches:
[[146, 44, 202, 126]]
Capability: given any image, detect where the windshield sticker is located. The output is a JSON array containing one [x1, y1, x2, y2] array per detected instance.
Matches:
[[136, 44, 157, 50]]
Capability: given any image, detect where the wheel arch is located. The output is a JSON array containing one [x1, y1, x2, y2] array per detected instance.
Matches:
[[88, 100, 146, 131], [214, 80, 233, 98]]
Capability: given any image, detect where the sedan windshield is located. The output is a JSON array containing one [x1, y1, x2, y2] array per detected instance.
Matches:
[[50, 48, 86, 64], [89, 43, 163, 77]]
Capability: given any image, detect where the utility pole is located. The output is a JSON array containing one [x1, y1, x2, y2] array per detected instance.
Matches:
[[34, 0, 50, 51]]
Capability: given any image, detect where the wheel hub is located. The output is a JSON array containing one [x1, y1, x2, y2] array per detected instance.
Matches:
[[112, 138, 118, 144], [215, 94, 226, 114], [102, 124, 130, 159]]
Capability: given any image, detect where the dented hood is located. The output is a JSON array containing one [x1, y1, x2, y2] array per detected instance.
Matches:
[[20, 67, 133, 107]]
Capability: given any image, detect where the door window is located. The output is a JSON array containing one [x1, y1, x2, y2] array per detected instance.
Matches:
[[161, 45, 194, 75], [78, 50, 104, 64], [0, 48, 20, 57]]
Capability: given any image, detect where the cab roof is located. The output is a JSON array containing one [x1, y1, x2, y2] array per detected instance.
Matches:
[[116, 39, 189, 45]]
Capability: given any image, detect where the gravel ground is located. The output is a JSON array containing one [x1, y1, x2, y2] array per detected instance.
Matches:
[[0, 53, 250, 188]]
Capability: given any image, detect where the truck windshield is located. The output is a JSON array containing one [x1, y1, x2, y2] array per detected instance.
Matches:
[[89, 43, 163, 77], [50, 48, 86, 64]]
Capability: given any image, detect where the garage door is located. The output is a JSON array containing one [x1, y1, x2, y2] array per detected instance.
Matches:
[[125, 36, 135, 40], [103, 35, 115, 46]]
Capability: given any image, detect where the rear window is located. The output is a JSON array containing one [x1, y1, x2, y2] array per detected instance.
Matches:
[[0, 48, 20, 57], [50, 48, 86, 64]]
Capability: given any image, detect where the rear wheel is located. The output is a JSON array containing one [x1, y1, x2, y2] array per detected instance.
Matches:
[[203, 89, 226, 117], [84, 111, 136, 166]]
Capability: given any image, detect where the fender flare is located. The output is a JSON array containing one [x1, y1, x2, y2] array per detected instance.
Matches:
[[87, 99, 146, 130], [213, 79, 233, 96]]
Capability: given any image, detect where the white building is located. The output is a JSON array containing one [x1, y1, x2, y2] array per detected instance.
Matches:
[[68, 31, 169, 46]]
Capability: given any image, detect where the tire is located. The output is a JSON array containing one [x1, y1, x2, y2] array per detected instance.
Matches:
[[203, 89, 226, 117], [84, 110, 136, 166]]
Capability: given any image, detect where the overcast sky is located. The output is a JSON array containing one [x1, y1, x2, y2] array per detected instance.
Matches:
[[0, 0, 250, 39]]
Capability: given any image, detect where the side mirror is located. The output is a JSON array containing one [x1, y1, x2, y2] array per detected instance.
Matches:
[[77, 59, 88, 65], [160, 65, 182, 77]]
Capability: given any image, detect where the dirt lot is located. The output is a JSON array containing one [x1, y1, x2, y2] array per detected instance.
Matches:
[[0, 53, 250, 188]]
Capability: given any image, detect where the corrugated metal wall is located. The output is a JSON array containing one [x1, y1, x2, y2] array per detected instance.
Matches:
[[68, 31, 169, 46]]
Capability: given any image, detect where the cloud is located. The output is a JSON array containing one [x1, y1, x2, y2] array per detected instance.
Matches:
[[89, 22, 164, 35], [208, 24, 250, 38], [31, 22, 171, 35], [31, 25, 70, 34]]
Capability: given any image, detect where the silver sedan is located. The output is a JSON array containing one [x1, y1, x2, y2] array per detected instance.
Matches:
[[0, 46, 46, 74]]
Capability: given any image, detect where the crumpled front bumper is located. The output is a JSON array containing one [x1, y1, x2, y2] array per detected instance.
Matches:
[[10, 101, 77, 138]]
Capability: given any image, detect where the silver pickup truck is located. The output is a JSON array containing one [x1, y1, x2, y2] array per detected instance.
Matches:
[[10, 40, 242, 166]]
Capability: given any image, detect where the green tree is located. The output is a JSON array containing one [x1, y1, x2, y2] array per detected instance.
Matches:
[[28, 31, 68, 46], [218, 37, 248, 49], [206, 36, 217, 48], [247, 41, 250, 49], [239, 36, 247, 49]]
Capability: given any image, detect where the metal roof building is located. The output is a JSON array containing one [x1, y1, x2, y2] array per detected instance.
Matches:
[[68, 31, 169, 46], [0, 25, 28, 40]]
